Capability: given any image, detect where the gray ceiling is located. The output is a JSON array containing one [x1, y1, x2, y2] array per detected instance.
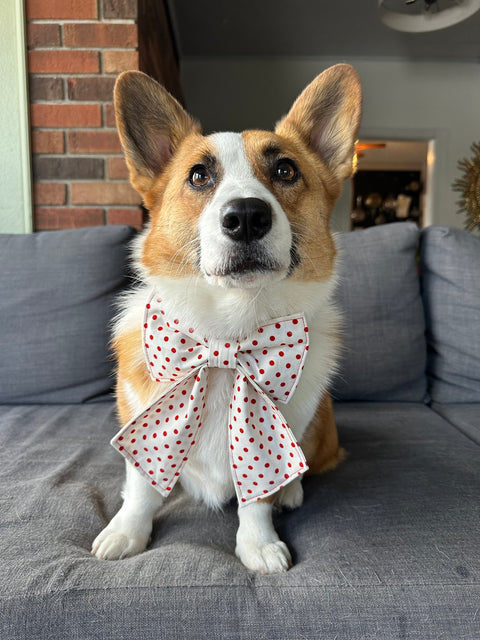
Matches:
[[167, 0, 480, 61]]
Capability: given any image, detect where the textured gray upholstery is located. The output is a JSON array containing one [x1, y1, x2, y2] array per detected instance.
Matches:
[[0, 402, 478, 639], [333, 223, 427, 402], [0, 226, 135, 404], [1, 223, 479, 639], [421, 226, 480, 403]]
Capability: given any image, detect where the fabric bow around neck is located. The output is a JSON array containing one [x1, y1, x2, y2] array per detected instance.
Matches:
[[111, 292, 310, 506]]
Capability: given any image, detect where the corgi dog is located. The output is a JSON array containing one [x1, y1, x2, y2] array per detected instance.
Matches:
[[92, 64, 361, 574]]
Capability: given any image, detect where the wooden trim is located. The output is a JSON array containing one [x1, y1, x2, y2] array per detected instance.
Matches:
[[15, 0, 33, 232], [137, 0, 184, 105]]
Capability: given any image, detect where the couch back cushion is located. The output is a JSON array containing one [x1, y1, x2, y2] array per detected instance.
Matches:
[[420, 226, 480, 403], [332, 223, 427, 402], [0, 226, 136, 404]]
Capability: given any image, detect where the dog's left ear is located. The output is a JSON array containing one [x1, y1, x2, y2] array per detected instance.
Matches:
[[276, 64, 362, 182]]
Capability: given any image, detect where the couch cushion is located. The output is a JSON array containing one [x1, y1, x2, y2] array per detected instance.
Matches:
[[420, 226, 480, 403], [0, 402, 478, 639], [0, 226, 135, 403], [431, 402, 480, 445], [332, 223, 427, 401]]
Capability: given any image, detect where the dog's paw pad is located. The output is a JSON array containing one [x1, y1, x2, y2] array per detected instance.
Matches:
[[236, 540, 292, 574], [91, 528, 148, 561]]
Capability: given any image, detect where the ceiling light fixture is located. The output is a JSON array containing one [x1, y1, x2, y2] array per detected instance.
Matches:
[[378, 0, 480, 33]]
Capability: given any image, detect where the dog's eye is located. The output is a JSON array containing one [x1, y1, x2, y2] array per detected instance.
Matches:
[[189, 165, 211, 188], [275, 160, 298, 183]]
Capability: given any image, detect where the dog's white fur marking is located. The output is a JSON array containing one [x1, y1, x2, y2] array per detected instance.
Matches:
[[236, 500, 292, 573], [199, 133, 292, 289]]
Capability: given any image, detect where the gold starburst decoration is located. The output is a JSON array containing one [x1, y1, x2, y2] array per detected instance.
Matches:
[[453, 141, 480, 232]]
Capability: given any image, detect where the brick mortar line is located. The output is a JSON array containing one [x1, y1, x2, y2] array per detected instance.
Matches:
[[28, 19, 137, 25], [32, 128, 121, 134], [28, 47, 137, 54], [32, 155, 123, 165], [35, 205, 141, 210], [28, 47, 137, 52], [34, 205, 138, 208], [29, 73, 133, 80], [35, 203, 139, 206], [33, 178, 131, 182], [30, 100, 118, 105], [32, 129, 118, 133], [33, 163, 125, 167], [30, 104, 112, 111], [29, 75, 129, 79]]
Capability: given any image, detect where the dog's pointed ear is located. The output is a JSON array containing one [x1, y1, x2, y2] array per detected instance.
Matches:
[[276, 64, 362, 182], [114, 71, 200, 196]]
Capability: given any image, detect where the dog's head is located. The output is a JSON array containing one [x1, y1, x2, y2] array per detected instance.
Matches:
[[115, 65, 361, 289]]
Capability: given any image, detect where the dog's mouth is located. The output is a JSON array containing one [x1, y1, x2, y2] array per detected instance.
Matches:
[[203, 246, 287, 288], [211, 244, 282, 278], [217, 257, 280, 278]]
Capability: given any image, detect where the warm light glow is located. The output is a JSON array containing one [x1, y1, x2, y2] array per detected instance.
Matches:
[[355, 143, 387, 151], [427, 145, 435, 170]]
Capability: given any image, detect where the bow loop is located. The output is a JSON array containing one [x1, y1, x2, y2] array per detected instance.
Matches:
[[144, 297, 208, 383], [237, 314, 309, 404]]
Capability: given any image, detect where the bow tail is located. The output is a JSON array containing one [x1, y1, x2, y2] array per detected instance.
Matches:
[[111, 367, 208, 498], [228, 370, 308, 506]]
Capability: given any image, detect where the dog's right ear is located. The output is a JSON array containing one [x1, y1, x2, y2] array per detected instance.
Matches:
[[114, 71, 200, 197]]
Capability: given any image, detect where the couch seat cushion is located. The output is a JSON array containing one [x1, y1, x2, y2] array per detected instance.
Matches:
[[332, 223, 427, 402], [0, 402, 478, 639], [0, 226, 135, 403], [421, 226, 480, 403], [431, 402, 480, 444]]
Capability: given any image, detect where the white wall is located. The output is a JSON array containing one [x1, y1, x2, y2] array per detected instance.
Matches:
[[0, 0, 32, 233], [180, 56, 480, 230]]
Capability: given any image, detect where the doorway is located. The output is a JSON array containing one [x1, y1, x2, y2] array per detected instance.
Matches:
[[350, 139, 431, 230]]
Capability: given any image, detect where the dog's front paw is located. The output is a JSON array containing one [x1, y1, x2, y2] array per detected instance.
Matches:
[[91, 526, 149, 560], [236, 539, 292, 574], [276, 478, 304, 510]]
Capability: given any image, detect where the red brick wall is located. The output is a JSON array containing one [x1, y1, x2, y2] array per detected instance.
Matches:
[[26, 0, 144, 230]]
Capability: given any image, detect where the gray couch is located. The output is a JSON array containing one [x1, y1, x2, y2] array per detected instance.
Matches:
[[0, 222, 478, 639]]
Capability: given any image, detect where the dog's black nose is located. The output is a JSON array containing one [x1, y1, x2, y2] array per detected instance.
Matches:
[[221, 198, 272, 242]]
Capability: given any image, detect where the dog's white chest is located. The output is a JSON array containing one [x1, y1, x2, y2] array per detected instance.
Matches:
[[180, 368, 236, 507]]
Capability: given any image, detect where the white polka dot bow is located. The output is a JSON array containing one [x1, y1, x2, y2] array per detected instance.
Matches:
[[111, 293, 310, 506]]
